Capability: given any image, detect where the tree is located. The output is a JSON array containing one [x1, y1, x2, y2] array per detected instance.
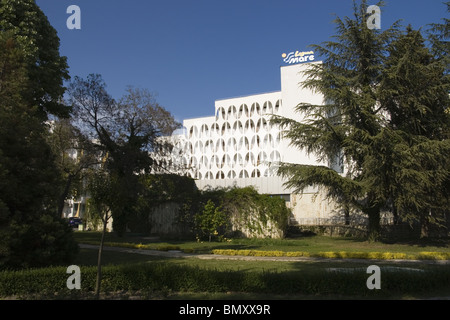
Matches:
[[0, 1, 77, 269], [67, 74, 181, 235], [47, 118, 103, 218], [0, 0, 70, 120], [272, 0, 400, 240], [378, 27, 450, 237], [195, 199, 228, 242], [86, 169, 114, 299], [0, 31, 77, 269], [427, 1, 450, 73], [272, 1, 450, 240]]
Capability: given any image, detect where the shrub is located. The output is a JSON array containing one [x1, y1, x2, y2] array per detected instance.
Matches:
[[211, 249, 450, 261], [0, 215, 79, 270], [1, 263, 449, 299]]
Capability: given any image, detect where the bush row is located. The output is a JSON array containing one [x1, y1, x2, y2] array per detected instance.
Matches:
[[211, 249, 450, 260], [1, 262, 449, 299], [82, 241, 450, 260], [81, 241, 194, 253]]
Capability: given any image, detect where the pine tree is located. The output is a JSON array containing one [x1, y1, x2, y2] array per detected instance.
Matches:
[[272, 1, 450, 240], [379, 27, 450, 237], [427, 1, 450, 73], [271, 0, 401, 241]]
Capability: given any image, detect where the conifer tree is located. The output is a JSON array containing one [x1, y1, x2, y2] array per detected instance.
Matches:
[[427, 1, 449, 73], [272, 1, 450, 240], [379, 27, 450, 237], [271, 0, 401, 240]]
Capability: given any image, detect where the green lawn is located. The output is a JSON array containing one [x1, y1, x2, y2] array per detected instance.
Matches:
[[72, 231, 450, 274], [73, 231, 450, 256], [2, 232, 449, 300], [69, 235, 450, 300]]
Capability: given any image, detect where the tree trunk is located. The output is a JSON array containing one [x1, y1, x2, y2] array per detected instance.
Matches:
[[392, 205, 399, 225], [95, 212, 109, 299], [344, 204, 350, 225], [57, 174, 74, 218], [366, 206, 381, 242], [420, 211, 430, 239]]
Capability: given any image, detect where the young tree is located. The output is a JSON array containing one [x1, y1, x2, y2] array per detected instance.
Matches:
[[195, 199, 227, 242], [86, 170, 114, 299]]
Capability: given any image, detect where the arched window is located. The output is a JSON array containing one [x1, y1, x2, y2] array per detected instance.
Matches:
[[274, 100, 281, 113], [239, 170, 249, 178], [227, 170, 236, 179], [227, 137, 237, 152], [227, 105, 237, 120], [244, 119, 255, 133], [245, 152, 256, 167], [251, 169, 261, 178], [232, 120, 243, 135], [238, 136, 249, 151], [189, 125, 198, 138], [238, 104, 249, 118], [250, 103, 261, 117], [216, 171, 225, 179], [216, 138, 225, 153], [262, 101, 273, 115], [216, 107, 226, 121], [200, 124, 209, 138], [221, 122, 231, 136]]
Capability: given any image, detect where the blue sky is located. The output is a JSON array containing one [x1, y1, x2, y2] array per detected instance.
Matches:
[[35, 0, 448, 122]]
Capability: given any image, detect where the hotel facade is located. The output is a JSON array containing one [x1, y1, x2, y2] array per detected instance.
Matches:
[[168, 58, 346, 225]]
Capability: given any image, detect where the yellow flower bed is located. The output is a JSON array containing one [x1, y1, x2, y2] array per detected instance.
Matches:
[[211, 249, 450, 260], [83, 241, 450, 261]]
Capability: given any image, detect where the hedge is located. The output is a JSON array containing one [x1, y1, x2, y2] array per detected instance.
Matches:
[[211, 249, 450, 260], [1, 262, 449, 299], [81, 241, 450, 261]]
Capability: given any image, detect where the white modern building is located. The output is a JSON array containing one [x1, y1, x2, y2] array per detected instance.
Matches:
[[168, 58, 344, 225]]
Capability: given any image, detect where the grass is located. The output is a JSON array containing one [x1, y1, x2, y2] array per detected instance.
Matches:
[[71, 231, 450, 286], [72, 231, 450, 257], [4, 231, 448, 300], [64, 246, 450, 300]]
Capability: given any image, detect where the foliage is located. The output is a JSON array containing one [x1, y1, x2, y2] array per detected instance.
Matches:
[[211, 249, 450, 260], [378, 27, 450, 237], [271, 0, 450, 240], [0, 214, 79, 270], [47, 118, 102, 217], [427, 1, 450, 73], [67, 75, 181, 236], [128, 173, 198, 234], [0, 0, 70, 119], [0, 18, 77, 268], [1, 262, 449, 299], [182, 186, 291, 240], [222, 187, 291, 238], [194, 200, 228, 241]]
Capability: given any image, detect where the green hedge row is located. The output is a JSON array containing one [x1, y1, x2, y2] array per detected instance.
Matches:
[[212, 249, 450, 260], [1, 263, 449, 298]]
